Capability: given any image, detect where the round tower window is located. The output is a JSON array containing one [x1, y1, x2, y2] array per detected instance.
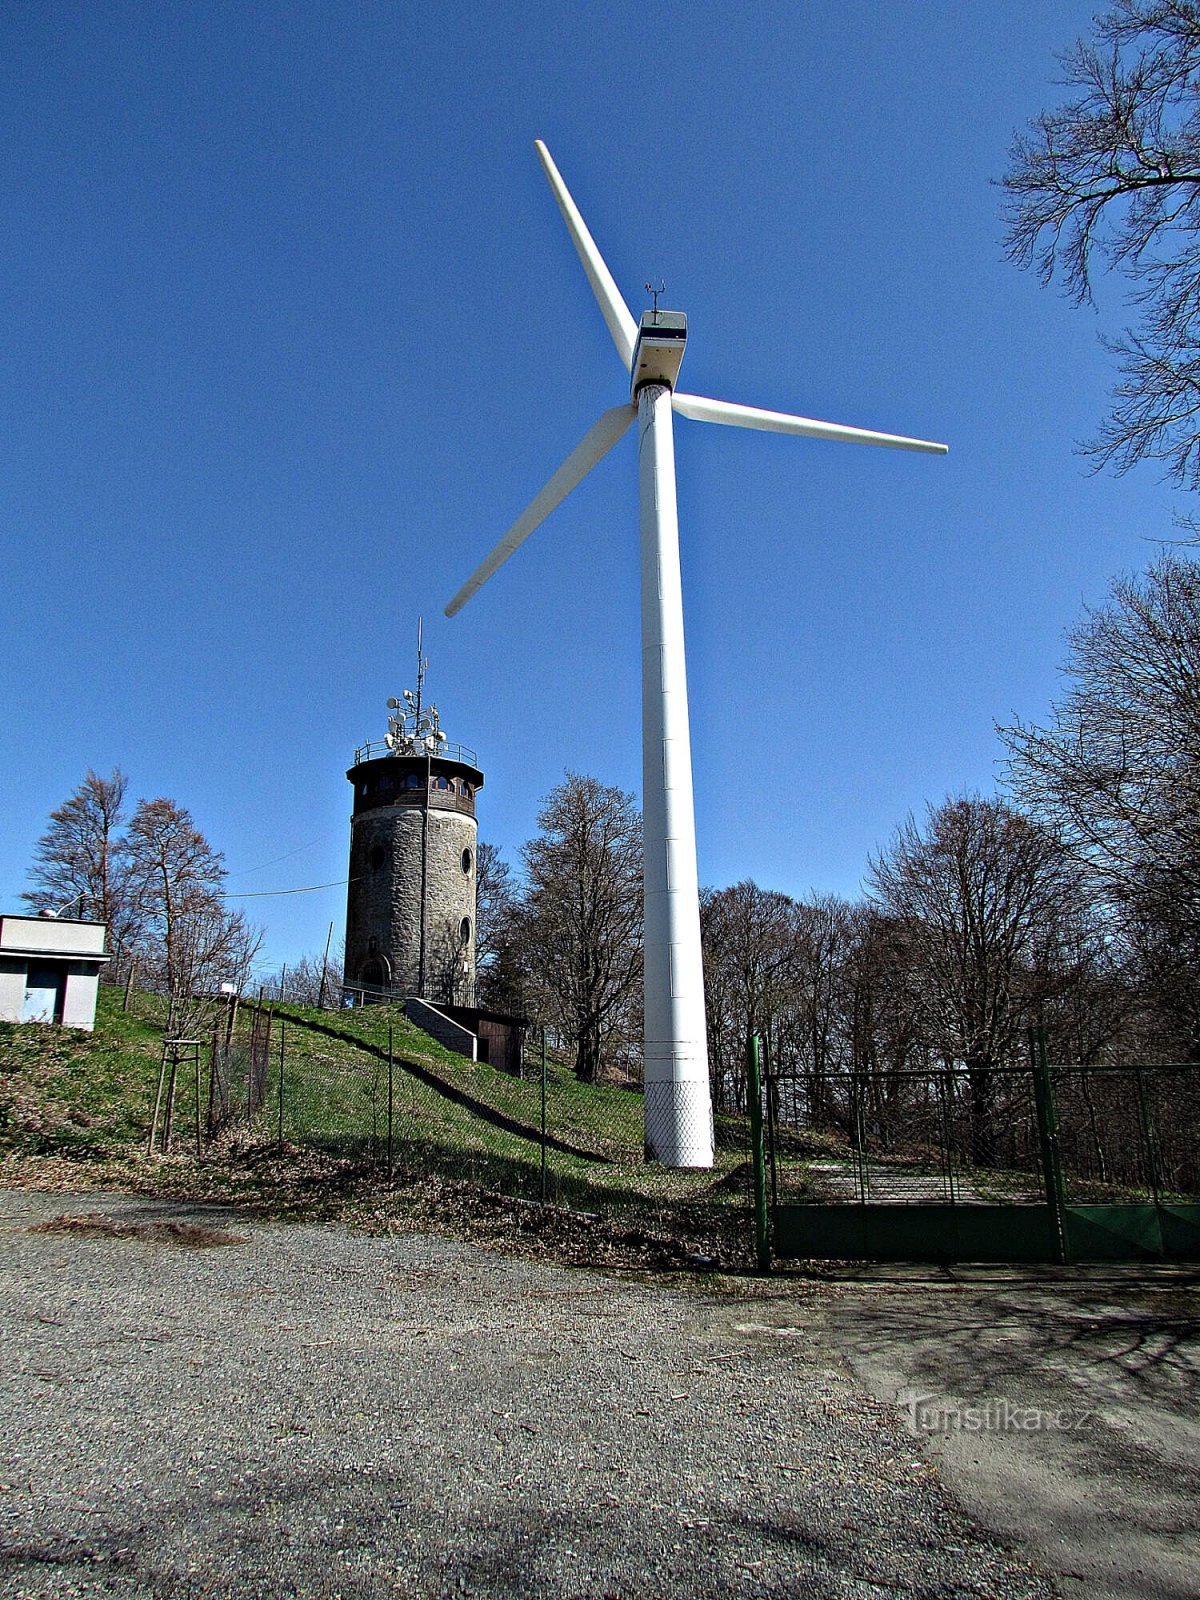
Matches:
[[460, 917, 471, 946], [461, 848, 473, 875], [406, 773, 421, 789], [369, 845, 385, 870]]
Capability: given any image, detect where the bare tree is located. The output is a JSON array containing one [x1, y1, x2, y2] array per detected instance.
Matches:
[[1002, 553, 1200, 1051], [474, 840, 519, 1007], [22, 769, 137, 962], [263, 948, 342, 1008], [518, 773, 643, 1082], [788, 895, 862, 1125], [701, 881, 802, 1112], [1002, 2, 1200, 482], [124, 797, 261, 1036], [870, 797, 1084, 1162]]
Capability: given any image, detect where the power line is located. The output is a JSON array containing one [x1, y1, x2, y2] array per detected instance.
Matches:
[[226, 839, 322, 879], [227, 878, 356, 899]]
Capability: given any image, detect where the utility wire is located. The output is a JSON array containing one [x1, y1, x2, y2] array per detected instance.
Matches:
[[227, 877, 357, 899], [226, 839, 322, 879]]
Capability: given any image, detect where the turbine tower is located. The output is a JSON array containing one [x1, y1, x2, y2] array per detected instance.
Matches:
[[446, 141, 947, 1168]]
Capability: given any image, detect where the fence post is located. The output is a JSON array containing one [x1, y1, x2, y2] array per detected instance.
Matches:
[[936, 1067, 957, 1205], [387, 1024, 395, 1179], [540, 1024, 548, 1203], [1030, 1026, 1068, 1264], [747, 1034, 771, 1272], [764, 1046, 780, 1214], [277, 1019, 286, 1146], [194, 1043, 202, 1160], [209, 1018, 221, 1135], [148, 1041, 170, 1156]]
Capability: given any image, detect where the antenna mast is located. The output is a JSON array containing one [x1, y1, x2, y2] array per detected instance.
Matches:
[[414, 615, 427, 724], [385, 617, 443, 754]]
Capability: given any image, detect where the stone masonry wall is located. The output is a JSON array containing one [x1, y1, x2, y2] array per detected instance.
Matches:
[[344, 802, 478, 1003]]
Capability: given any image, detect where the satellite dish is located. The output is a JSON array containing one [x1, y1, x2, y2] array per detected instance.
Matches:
[[386, 697, 400, 709]]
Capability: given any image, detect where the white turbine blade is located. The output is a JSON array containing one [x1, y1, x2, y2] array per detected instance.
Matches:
[[672, 391, 948, 455], [535, 140, 637, 372], [445, 404, 636, 616]]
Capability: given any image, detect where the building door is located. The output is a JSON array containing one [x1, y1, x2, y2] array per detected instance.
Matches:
[[22, 966, 63, 1023]]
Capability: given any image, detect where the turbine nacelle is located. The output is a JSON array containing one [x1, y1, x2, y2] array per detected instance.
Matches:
[[631, 309, 688, 397]]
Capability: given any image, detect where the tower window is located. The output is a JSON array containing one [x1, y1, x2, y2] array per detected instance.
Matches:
[[461, 848, 473, 875], [460, 917, 471, 946], [369, 845, 385, 870], [406, 773, 421, 789]]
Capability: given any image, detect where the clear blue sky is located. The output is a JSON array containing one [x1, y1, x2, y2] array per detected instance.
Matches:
[[0, 1, 1182, 983]]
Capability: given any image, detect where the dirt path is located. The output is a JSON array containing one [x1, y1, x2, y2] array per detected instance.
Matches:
[[0, 1189, 1051, 1599], [790, 1265, 1200, 1600]]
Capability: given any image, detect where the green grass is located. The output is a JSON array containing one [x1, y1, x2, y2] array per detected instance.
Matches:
[[0, 986, 164, 1155], [264, 999, 756, 1207], [0, 985, 757, 1268]]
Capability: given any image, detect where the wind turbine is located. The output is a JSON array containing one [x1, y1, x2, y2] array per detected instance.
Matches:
[[446, 141, 947, 1168]]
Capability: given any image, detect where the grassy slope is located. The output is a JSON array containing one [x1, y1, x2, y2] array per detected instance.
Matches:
[[0, 988, 163, 1157], [266, 1000, 751, 1214], [0, 989, 755, 1266]]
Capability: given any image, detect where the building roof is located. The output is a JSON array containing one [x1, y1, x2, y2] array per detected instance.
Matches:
[[0, 914, 109, 962]]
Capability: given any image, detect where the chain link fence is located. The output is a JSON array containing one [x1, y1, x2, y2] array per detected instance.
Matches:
[[140, 995, 755, 1266], [1053, 1064, 1200, 1204], [768, 1052, 1200, 1210]]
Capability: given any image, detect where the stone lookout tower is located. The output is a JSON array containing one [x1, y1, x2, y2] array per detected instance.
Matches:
[[343, 648, 483, 1006]]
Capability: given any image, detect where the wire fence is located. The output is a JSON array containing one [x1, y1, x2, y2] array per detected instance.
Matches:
[[767, 1052, 1200, 1210], [141, 995, 755, 1264], [1053, 1064, 1200, 1204]]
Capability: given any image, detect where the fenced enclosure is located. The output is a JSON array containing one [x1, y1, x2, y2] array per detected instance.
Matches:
[[138, 995, 756, 1266], [764, 1032, 1200, 1263]]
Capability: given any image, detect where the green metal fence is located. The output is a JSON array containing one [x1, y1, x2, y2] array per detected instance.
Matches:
[[763, 1031, 1200, 1264]]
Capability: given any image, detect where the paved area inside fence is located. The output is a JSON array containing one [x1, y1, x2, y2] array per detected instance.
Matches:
[[0, 1189, 1056, 1600], [796, 1265, 1200, 1600]]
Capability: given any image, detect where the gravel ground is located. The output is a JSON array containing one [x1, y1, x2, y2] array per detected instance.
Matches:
[[0, 1189, 1054, 1600], [811, 1267, 1200, 1600]]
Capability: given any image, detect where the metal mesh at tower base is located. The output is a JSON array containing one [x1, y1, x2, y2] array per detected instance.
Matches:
[[643, 1079, 716, 1168]]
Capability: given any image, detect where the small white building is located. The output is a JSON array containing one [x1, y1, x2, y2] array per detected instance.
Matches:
[[0, 914, 110, 1030]]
